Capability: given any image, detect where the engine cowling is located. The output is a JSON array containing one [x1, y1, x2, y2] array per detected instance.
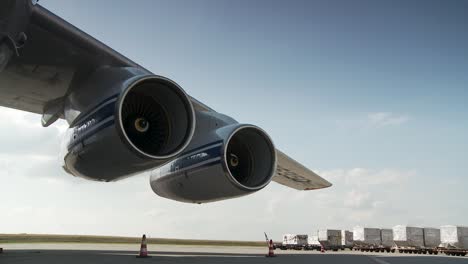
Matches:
[[150, 116, 277, 203], [62, 67, 195, 181]]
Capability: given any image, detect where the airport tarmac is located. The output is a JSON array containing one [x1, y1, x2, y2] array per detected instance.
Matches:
[[1, 244, 467, 264]]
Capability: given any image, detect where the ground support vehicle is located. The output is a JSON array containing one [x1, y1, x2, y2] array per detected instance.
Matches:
[[278, 234, 308, 250]]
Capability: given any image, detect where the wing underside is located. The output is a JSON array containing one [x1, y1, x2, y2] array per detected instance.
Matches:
[[0, 3, 211, 118], [273, 150, 332, 190]]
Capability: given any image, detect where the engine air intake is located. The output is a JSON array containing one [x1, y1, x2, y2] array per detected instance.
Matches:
[[225, 126, 276, 190], [118, 76, 195, 159]]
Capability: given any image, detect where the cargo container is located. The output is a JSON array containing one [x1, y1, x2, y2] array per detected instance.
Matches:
[[353, 226, 381, 251], [318, 229, 342, 251], [440, 225, 468, 249], [393, 225, 424, 248], [389, 226, 442, 254], [423, 228, 440, 248], [341, 230, 354, 250], [439, 225, 468, 256], [412, 227, 440, 255], [305, 235, 321, 251], [380, 229, 394, 251], [280, 234, 308, 250]]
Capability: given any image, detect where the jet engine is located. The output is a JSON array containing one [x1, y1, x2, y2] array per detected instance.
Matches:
[[62, 67, 195, 181], [150, 112, 277, 203]]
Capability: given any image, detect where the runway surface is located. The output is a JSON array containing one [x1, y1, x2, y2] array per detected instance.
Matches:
[[1, 244, 467, 264]]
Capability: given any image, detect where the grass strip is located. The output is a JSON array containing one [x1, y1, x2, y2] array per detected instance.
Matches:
[[0, 234, 266, 247]]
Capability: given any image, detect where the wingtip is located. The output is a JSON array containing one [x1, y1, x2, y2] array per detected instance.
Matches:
[[303, 184, 332, 191], [303, 181, 332, 191]]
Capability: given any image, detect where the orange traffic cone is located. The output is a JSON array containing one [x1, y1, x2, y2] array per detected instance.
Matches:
[[265, 239, 276, 257], [321, 245, 325, 253], [136, 234, 151, 258]]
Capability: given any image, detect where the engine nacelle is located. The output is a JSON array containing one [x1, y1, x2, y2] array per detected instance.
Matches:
[[150, 112, 277, 203], [62, 67, 195, 181]]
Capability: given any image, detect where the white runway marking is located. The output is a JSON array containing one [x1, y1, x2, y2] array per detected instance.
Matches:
[[102, 252, 261, 258], [369, 256, 392, 264]]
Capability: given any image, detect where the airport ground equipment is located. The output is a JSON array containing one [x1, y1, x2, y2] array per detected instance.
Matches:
[[379, 229, 394, 252], [341, 230, 354, 250], [272, 242, 281, 250], [392, 225, 427, 254], [264, 232, 271, 247], [136, 234, 150, 258], [352, 227, 383, 252], [305, 235, 321, 251], [265, 240, 276, 257], [318, 229, 342, 251], [414, 227, 441, 255], [423, 228, 441, 248], [279, 234, 308, 250], [438, 225, 468, 256]]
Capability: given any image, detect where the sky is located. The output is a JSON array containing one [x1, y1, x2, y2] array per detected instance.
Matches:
[[1, 0, 467, 241]]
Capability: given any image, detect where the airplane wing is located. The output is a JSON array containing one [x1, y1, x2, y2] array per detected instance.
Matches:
[[0, 1, 331, 190], [0, 2, 211, 126], [274, 150, 331, 190]]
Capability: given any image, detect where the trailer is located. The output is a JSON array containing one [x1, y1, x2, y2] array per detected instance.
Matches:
[[279, 234, 308, 250], [352, 226, 382, 252], [341, 230, 354, 250], [393, 225, 426, 254], [318, 229, 342, 251], [438, 225, 468, 256], [420, 227, 441, 255], [305, 235, 322, 251], [380, 229, 394, 252], [439, 247, 468, 257]]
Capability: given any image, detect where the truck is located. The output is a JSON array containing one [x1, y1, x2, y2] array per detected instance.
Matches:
[[305, 235, 322, 251], [279, 234, 308, 250], [341, 230, 354, 250], [438, 225, 468, 256], [393, 225, 425, 254], [318, 229, 342, 251], [352, 226, 382, 252]]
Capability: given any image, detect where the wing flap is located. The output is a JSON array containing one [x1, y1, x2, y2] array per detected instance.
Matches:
[[273, 150, 332, 190]]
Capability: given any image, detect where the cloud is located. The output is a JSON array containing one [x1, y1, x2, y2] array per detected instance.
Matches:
[[319, 168, 414, 220], [254, 168, 419, 234], [4, 108, 452, 236], [344, 189, 371, 209], [321, 168, 414, 187], [0, 107, 464, 240], [367, 112, 410, 127], [0, 107, 76, 185], [336, 112, 410, 130], [0, 107, 68, 156]]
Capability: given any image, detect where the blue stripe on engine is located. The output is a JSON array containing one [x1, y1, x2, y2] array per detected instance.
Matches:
[[173, 144, 223, 169], [156, 142, 224, 178], [68, 118, 115, 151], [177, 140, 223, 159], [67, 98, 117, 151], [67, 94, 226, 166], [72, 94, 119, 127]]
